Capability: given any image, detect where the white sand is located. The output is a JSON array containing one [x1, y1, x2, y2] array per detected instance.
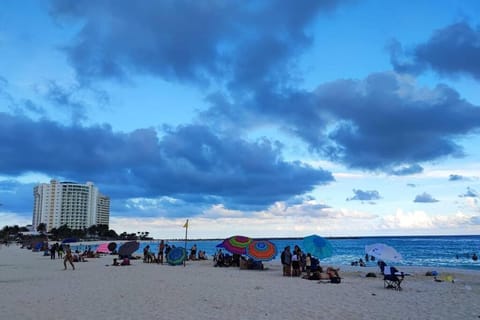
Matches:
[[1, 245, 479, 320]]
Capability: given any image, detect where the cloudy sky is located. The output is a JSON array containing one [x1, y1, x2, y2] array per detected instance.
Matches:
[[1, 0, 480, 238]]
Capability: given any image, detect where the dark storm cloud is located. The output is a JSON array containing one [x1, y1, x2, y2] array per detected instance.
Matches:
[[203, 72, 480, 173], [49, 0, 346, 87], [414, 192, 439, 203], [346, 189, 381, 201], [311, 73, 480, 171], [0, 180, 37, 214], [0, 113, 334, 213], [390, 22, 480, 80]]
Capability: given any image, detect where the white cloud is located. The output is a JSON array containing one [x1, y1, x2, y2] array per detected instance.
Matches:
[[0, 212, 31, 227]]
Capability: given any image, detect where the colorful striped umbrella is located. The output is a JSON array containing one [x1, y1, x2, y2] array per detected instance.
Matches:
[[96, 243, 110, 253], [219, 235, 253, 255], [302, 235, 334, 259], [246, 239, 277, 261], [167, 247, 187, 265]]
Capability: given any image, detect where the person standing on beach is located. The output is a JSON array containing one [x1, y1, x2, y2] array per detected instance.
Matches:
[[158, 240, 165, 264], [281, 246, 292, 276], [63, 245, 75, 270], [50, 243, 57, 260], [57, 244, 63, 259]]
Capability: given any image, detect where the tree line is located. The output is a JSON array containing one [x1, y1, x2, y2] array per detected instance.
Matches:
[[1, 224, 153, 242]]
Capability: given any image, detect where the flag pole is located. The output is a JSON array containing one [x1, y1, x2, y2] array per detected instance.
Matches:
[[183, 219, 189, 267]]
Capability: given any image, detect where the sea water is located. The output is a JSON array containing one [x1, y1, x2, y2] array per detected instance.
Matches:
[[72, 235, 480, 270]]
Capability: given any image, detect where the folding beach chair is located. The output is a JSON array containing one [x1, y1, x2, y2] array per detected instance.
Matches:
[[383, 266, 404, 291]]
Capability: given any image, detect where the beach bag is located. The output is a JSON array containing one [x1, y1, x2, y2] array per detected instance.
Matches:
[[330, 276, 341, 284]]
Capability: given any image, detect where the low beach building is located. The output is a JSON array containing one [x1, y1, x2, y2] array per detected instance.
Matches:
[[32, 179, 110, 232]]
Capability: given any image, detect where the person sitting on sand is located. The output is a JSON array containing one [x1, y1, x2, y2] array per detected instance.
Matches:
[[316, 267, 341, 282], [112, 258, 120, 266], [358, 258, 366, 267], [121, 257, 130, 266], [198, 250, 207, 260], [305, 253, 312, 278], [214, 249, 225, 267]]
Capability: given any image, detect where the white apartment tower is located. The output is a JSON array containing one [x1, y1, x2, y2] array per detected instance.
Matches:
[[33, 180, 110, 231]]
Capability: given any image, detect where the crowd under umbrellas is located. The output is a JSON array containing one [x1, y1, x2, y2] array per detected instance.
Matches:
[[29, 235, 409, 283]]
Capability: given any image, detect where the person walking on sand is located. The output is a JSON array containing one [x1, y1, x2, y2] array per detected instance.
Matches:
[[63, 245, 75, 270]]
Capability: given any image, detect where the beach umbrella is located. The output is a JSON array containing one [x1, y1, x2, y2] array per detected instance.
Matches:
[[118, 241, 140, 256], [219, 235, 253, 255], [365, 243, 402, 262], [167, 247, 187, 265], [96, 243, 110, 254], [108, 242, 117, 252], [302, 235, 334, 259], [246, 239, 277, 261]]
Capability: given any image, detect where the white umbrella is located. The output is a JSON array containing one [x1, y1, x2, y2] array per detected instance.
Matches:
[[365, 243, 402, 262]]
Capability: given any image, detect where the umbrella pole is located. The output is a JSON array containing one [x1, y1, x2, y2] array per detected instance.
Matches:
[[183, 219, 189, 267]]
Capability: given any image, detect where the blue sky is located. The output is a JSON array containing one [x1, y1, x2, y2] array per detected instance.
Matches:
[[1, 0, 480, 238]]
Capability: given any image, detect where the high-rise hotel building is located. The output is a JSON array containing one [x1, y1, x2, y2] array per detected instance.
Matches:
[[32, 180, 110, 231]]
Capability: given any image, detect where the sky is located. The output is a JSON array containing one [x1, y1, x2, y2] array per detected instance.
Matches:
[[1, 0, 480, 239]]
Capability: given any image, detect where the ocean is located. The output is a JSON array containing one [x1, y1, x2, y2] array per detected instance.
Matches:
[[71, 235, 480, 270]]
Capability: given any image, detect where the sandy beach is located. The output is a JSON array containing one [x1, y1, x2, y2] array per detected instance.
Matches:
[[1, 245, 479, 320]]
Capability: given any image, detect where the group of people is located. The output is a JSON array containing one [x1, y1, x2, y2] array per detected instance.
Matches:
[[280, 245, 341, 282], [141, 241, 208, 264], [212, 249, 264, 270], [280, 245, 309, 277], [188, 244, 208, 261]]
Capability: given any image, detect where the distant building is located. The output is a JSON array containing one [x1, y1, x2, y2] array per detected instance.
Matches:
[[32, 179, 110, 232]]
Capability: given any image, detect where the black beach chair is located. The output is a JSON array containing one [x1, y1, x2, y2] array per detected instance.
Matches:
[[383, 266, 404, 291]]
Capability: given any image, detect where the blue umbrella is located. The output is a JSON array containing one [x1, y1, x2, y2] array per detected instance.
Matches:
[[167, 247, 187, 265], [302, 235, 334, 259]]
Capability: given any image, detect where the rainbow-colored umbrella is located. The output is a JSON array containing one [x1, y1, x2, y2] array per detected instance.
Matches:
[[218, 235, 253, 255], [246, 239, 277, 261], [167, 247, 187, 265]]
